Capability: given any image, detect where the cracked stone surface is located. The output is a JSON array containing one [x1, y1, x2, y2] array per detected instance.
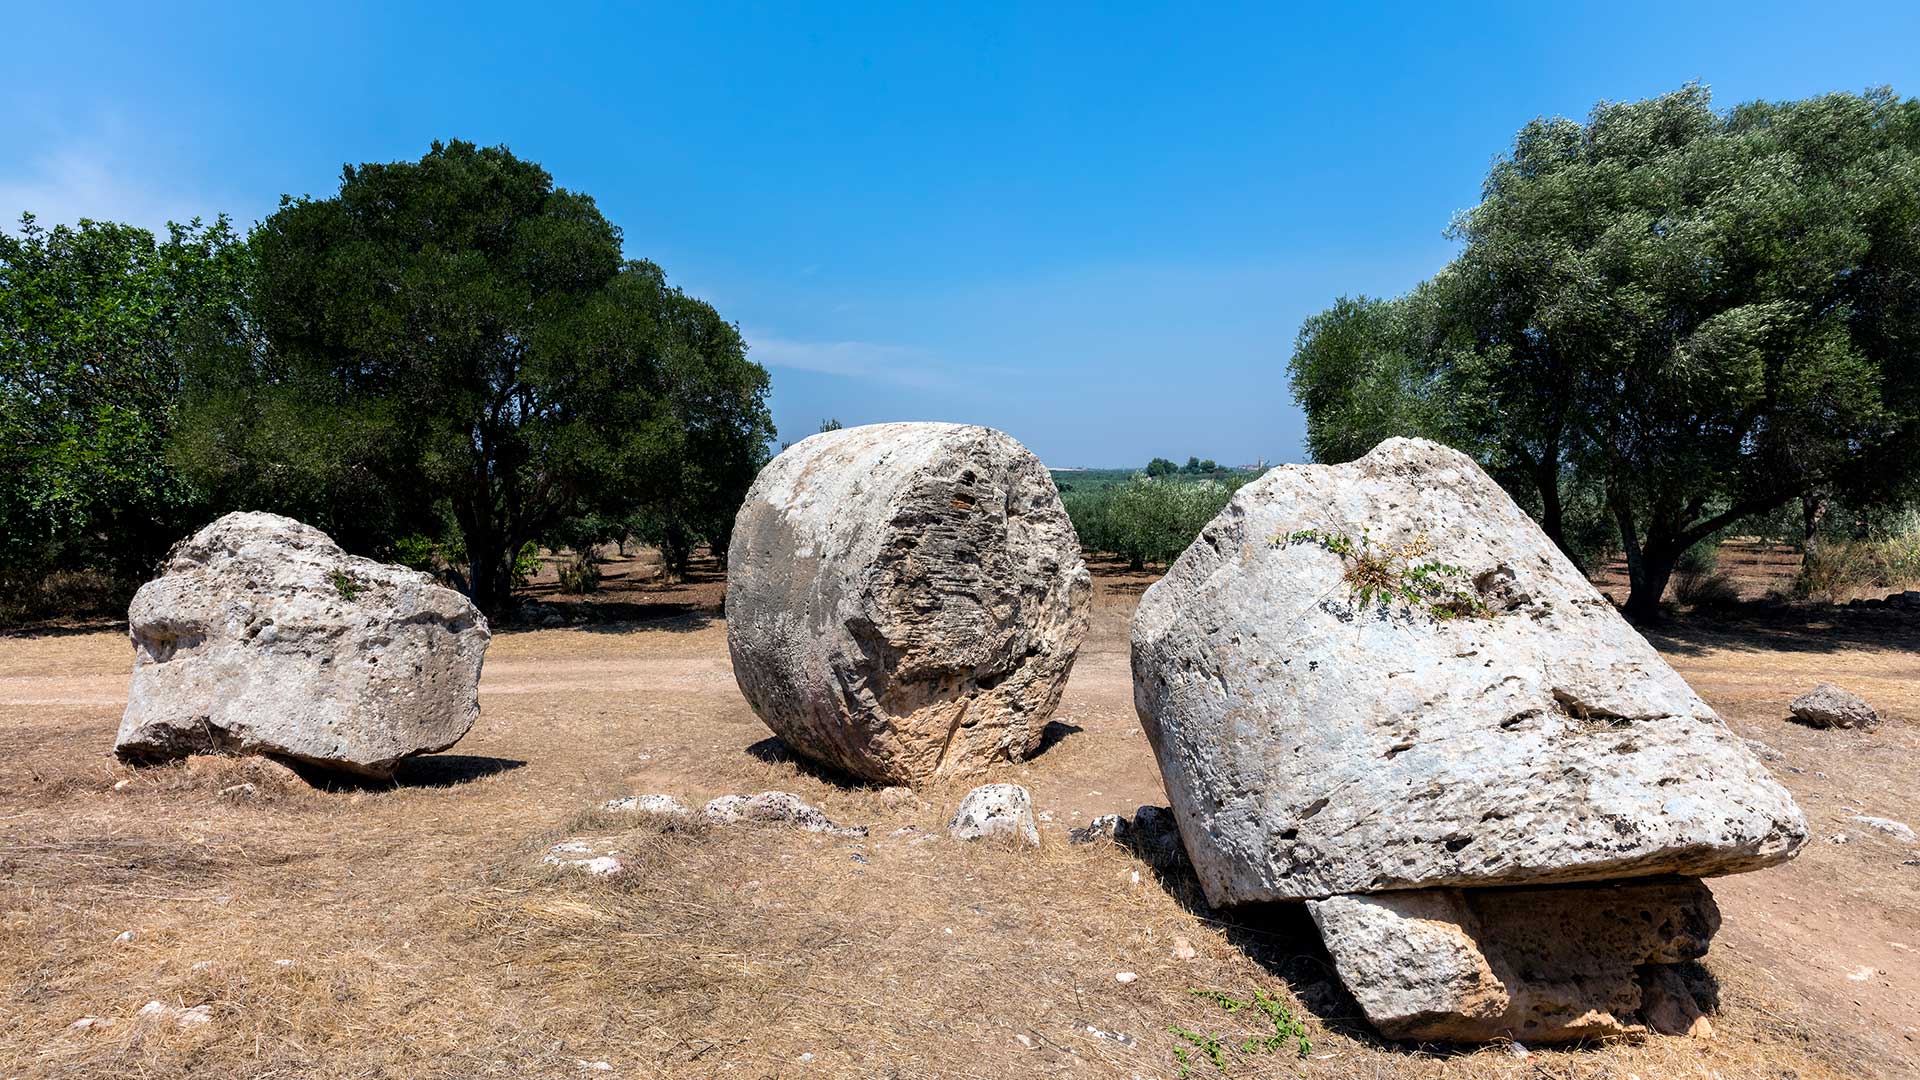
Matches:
[[116, 513, 488, 778], [726, 423, 1090, 785], [1788, 683, 1879, 729], [1309, 878, 1721, 1043], [701, 791, 868, 838], [946, 783, 1040, 845], [1131, 438, 1806, 905]]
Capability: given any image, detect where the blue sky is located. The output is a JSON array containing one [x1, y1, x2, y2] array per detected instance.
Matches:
[[6, 3, 1918, 466]]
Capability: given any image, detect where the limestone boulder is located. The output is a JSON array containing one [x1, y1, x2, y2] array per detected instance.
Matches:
[[116, 512, 488, 778], [1308, 878, 1720, 1042], [1131, 438, 1806, 906], [727, 423, 1091, 785]]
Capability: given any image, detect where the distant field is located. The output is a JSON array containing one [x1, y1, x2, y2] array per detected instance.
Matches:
[[1049, 467, 1261, 494]]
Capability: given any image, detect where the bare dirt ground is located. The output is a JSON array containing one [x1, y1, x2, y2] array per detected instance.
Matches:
[[2, 549, 1917, 1079]]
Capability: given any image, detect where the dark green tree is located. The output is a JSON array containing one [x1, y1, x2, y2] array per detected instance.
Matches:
[[1291, 87, 1920, 618], [1144, 456, 1177, 478], [177, 141, 771, 615], [0, 214, 248, 606]]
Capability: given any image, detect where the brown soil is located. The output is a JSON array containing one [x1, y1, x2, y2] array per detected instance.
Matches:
[[1, 549, 1916, 1078]]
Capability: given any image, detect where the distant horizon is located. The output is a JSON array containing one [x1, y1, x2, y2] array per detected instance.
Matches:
[[6, 2, 1917, 465]]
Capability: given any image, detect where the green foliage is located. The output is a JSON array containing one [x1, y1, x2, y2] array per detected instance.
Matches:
[[1172, 988, 1311, 1075], [1792, 514, 1920, 602], [173, 140, 773, 616], [556, 550, 601, 594], [1145, 456, 1178, 478], [511, 540, 541, 589], [1280, 529, 1487, 619], [1064, 474, 1247, 570], [0, 213, 248, 612], [1290, 86, 1920, 617]]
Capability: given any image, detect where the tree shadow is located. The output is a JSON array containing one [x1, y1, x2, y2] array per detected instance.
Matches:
[[496, 602, 719, 634], [286, 754, 527, 790], [1639, 605, 1920, 658], [0, 616, 124, 639]]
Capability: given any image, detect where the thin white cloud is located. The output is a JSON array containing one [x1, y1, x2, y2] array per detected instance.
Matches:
[[0, 136, 220, 236], [746, 332, 959, 390]]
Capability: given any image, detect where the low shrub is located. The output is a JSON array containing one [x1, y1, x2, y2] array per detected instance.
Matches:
[[1672, 567, 1743, 609], [1793, 534, 1920, 603], [557, 550, 601, 595]]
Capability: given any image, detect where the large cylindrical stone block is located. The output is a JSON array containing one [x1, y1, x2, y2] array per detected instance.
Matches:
[[726, 423, 1091, 785]]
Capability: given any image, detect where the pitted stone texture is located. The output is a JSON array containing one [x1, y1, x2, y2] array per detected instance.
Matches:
[[727, 423, 1091, 785], [1131, 438, 1805, 906], [947, 783, 1040, 845], [116, 512, 488, 778], [1788, 683, 1879, 729], [604, 794, 692, 816], [701, 791, 867, 838], [543, 838, 630, 877], [1308, 878, 1720, 1043]]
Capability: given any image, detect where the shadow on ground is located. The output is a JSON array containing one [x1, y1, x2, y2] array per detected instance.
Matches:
[[745, 720, 1090, 790], [1639, 605, 1920, 657], [290, 754, 527, 790]]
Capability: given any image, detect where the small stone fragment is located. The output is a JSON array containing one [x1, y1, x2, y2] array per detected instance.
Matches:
[[1171, 936, 1198, 961], [603, 794, 691, 816], [1788, 683, 1880, 729], [543, 838, 630, 876], [946, 784, 1040, 845], [1113, 971, 1137, 984], [701, 791, 867, 838], [1849, 816, 1916, 843]]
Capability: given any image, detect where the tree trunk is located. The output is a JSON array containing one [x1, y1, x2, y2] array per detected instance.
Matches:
[[1622, 541, 1680, 622], [1534, 460, 1568, 557], [1607, 483, 1674, 622], [1800, 491, 1828, 559]]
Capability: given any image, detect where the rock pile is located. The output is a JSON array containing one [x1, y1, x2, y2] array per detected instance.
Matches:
[[726, 423, 1091, 785], [1131, 438, 1808, 1042], [115, 512, 489, 778]]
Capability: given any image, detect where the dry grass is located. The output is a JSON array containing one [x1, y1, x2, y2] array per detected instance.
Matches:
[[1, 550, 1914, 1079]]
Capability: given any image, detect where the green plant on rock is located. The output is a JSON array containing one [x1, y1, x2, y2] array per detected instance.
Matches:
[[1278, 528, 1486, 620], [329, 570, 361, 601]]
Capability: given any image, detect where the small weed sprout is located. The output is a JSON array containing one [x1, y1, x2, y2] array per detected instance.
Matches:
[[1172, 988, 1311, 1074], [329, 570, 361, 601], [1278, 528, 1486, 619]]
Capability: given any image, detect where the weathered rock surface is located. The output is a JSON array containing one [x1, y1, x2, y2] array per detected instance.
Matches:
[[702, 791, 867, 838], [1132, 438, 1806, 905], [116, 512, 488, 778], [1788, 683, 1879, 729], [604, 794, 692, 816], [947, 783, 1040, 845], [543, 838, 630, 877], [1308, 878, 1720, 1043], [727, 423, 1091, 785]]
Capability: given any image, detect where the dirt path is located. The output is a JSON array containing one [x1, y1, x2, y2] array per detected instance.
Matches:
[[1, 560, 1916, 1078]]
